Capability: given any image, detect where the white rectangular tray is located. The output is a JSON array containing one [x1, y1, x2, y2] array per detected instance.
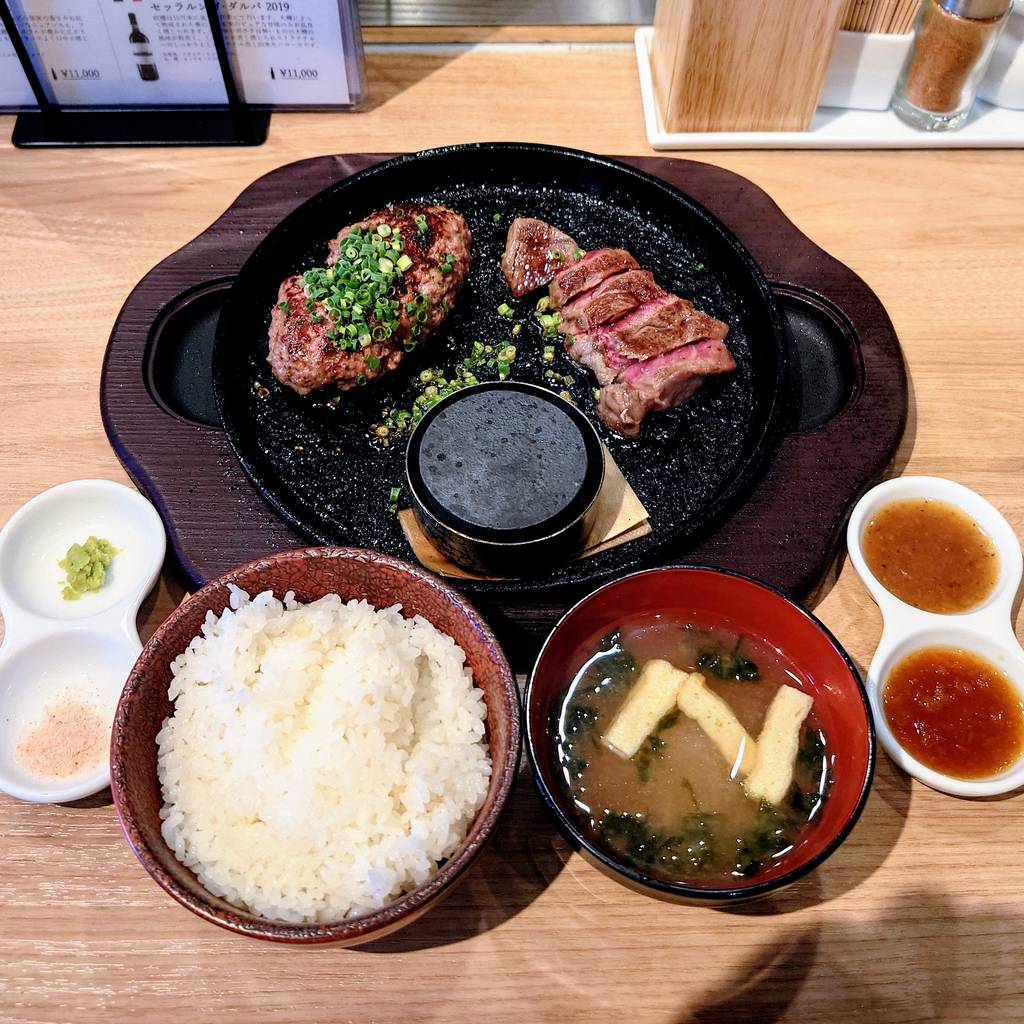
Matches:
[[635, 26, 1024, 149]]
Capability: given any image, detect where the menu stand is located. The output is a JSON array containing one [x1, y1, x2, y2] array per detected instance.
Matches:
[[0, 0, 268, 148]]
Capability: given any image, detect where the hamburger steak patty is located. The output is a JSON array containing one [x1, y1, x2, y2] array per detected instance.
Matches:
[[268, 204, 471, 395]]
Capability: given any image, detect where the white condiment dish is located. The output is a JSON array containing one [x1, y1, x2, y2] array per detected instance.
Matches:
[[0, 480, 165, 802], [847, 476, 1024, 797]]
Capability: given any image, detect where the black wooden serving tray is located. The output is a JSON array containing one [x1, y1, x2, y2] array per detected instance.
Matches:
[[101, 153, 907, 660]]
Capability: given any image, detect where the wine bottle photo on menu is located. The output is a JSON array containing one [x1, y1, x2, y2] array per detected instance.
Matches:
[[128, 12, 158, 82]]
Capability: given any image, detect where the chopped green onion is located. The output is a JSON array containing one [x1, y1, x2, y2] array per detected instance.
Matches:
[[438, 253, 456, 275], [559, 390, 573, 403], [367, 324, 525, 446], [497, 302, 513, 317], [550, 249, 564, 262], [301, 223, 411, 351], [543, 346, 555, 362], [694, 261, 705, 271], [511, 323, 522, 336], [277, 301, 290, 313], [536, 306, 562, 338], [493, 212, 503, 223], [396, 254, 413, 272], [536, 296, 551, 313], [414, 214, 428, 233], [366, 354, 381, 371], [574, 247, 585, 259]]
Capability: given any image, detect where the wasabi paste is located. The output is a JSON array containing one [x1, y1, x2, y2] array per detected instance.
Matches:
[[59, 536, 117, 600]]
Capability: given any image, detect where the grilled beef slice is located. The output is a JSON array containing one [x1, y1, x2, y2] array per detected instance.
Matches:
[[501, 217, 581, 297], [548, 249, 639, 308], [558, 269, 663, 336], [598, 338, 736, 439]]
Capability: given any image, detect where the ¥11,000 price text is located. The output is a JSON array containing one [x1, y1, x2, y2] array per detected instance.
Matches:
[[52, 67, 101, 81], [276, 67, 319, 80]]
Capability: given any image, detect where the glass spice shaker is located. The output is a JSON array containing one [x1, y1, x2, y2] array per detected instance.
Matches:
[[893, 0, 1012, 130]]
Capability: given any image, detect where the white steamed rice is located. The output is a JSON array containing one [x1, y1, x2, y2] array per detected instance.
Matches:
[[156, 586, 491, 924]]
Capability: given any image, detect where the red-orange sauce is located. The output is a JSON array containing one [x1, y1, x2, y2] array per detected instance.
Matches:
[[884, 647, 1024, 779], [862, 498, 999, 613]]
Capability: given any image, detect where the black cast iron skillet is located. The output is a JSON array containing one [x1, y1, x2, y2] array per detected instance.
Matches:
[[212, 143, 788, 598]]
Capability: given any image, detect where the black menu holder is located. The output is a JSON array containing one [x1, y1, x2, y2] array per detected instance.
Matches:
[[0, 0, 268, 148]]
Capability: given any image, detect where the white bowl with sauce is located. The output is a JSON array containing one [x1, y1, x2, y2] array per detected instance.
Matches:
[[0, 480, 165, 802], [847, 476, 1024, 797]]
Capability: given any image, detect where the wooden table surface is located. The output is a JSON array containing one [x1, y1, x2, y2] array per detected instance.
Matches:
[[1, 36, 1023, 1024]]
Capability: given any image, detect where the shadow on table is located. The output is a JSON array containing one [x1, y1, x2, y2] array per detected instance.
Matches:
[[680, 887, 1024, 1023], [61, 787, 113, 809], [358, 772, 568, 953], [137, 563, 190, 644], [358, 27, 513, 114], [685, 922, 822, 1024], [802, 363, 919, 612], [889, 363, 918, 479]]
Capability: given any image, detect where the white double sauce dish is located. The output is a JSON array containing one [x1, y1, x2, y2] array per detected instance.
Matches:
[[847, 476, 1024, 798], [0, 480, 165, 803]]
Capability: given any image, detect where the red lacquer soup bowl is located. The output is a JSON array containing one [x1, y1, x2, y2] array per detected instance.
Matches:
[[526, 566, 874, 904]]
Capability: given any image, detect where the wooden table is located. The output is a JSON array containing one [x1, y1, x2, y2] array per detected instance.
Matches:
[[1, 36, 1023, 1024]]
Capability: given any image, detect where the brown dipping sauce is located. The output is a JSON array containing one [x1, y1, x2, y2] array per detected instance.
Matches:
[[862, 498, 999, 613], [884, 647, 1024, 780]]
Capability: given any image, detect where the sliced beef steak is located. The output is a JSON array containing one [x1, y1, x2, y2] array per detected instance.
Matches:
[[597, 338, 737, 439], [559, 269, 663, 335], [502, 216, 736, 437], [268, 203, 470, 395], [598, 294, 729, 363], [548, 248, 639, 308], [567, 334, 619, 387], [501, 217, 581, 297], [531, 220, 734, 437]]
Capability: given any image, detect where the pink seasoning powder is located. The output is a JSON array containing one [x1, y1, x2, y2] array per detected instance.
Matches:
[[16, 698, 107, 779]]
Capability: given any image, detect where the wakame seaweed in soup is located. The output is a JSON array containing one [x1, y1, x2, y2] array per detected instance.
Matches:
[[554, 620, 831, 886]]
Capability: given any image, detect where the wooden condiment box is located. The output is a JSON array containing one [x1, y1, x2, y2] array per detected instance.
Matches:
[[651, 0, 847, 132]]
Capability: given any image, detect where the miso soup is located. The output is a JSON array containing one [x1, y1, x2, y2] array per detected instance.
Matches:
[[554, 618, 832, 886]]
